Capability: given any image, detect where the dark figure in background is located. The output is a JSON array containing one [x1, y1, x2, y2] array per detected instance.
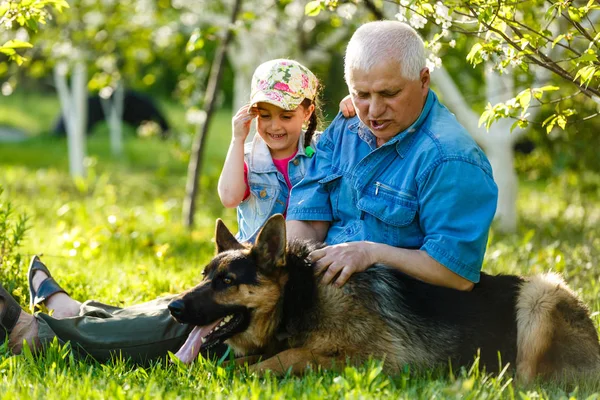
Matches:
[[52, 90, 170, 138]]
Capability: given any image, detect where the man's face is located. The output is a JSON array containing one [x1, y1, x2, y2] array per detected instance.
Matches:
[[348, 60, 430, 145]]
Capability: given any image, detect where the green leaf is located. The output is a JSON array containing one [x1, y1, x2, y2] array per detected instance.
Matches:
[[305, 1, 322, 16], [542, 114, 557, 134], [420, 3, 434, 14], [556, 115, 567, 130], [516, 90, 531, 111], [478, 104, 492, 129], [552, 34, 565, 48], [568, 7, 582, 22], [1, 40, 33, 50], [466, 43, 483, 65], [574, 65, 597, 87], [537, 85, 559, 92], [576, 50, 598, 63]]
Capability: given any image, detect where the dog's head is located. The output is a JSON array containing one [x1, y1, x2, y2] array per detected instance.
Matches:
[[169, 214, 290, 362]]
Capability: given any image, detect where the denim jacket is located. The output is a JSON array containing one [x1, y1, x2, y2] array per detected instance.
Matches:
[[236, 131, 317, 243], [287, 90, 498, 283]]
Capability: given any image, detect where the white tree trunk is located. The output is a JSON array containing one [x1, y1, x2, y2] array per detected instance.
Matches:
[[54, 61, 88, 178], [100, 83, 125, 156]]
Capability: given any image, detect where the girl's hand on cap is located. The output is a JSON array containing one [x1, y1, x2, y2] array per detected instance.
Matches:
[[232, 104, 257, 141]]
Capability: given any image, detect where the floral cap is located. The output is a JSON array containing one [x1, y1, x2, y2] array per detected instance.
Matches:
[[249, 59, 318, 111]]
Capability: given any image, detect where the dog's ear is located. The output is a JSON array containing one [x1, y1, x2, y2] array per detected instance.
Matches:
[[253, 214, 286, 269], [215, 219, 244, 253]]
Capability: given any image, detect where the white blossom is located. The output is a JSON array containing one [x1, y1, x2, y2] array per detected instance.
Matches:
[[15, 28, 29, 42], [395, 7, 407, 22], [1, 82, 13, 96], [426, 53, 442, 71], [83, 11, 105, 29], [409, 14, 427, 29], [337, 3, 357, 20], [186, 108, 207, 125]]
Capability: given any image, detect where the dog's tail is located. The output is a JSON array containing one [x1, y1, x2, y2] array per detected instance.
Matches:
[[515, 272, 600, 383]]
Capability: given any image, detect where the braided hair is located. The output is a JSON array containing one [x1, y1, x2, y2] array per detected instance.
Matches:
[[301, 96, 322, 149]]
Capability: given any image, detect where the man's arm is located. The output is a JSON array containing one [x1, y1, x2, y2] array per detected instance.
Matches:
[[310, 241, 474, 291], [286, 220, 330, 242]]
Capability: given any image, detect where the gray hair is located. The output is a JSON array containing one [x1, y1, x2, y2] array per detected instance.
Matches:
[[344, 21, 426, 82]]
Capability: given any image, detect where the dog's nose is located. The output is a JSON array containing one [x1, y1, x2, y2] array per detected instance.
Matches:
[[168, 300, 186, 318]]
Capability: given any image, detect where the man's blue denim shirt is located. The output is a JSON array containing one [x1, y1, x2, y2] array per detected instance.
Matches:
[[287, 90, 498, 283]]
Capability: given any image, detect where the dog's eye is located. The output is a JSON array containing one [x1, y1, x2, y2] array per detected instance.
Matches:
[[223, 277, 233, 285]]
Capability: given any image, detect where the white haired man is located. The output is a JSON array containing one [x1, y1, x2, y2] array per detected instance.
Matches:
[[287, 21, 498, 291]]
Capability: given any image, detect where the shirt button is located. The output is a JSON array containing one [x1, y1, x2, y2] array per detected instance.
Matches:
[[292, 159, 300, 166], [259, 189, 267, 198]]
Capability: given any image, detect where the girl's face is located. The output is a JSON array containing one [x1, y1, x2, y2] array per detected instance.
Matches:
[[254, 102, 314, 159]]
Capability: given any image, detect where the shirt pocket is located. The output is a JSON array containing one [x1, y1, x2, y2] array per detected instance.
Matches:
[[247, 183, 278, 217], [318, 172, 343, 219], [357, 182, 422, 247]]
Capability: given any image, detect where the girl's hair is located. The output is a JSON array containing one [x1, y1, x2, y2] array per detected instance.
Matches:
[[301, 91, 322, 149]]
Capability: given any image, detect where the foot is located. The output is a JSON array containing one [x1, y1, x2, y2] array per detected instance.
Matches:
[[31, 270, 81, 319], [0, 298, 39, 354]]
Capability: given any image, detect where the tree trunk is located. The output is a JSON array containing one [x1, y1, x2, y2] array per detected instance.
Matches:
[[182, 0, 243, 228], [100, 83, 125, 156], [54, 61, 88, 178]]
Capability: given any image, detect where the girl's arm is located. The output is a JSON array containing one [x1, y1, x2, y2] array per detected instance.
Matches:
[[218, 105, 256, 208]]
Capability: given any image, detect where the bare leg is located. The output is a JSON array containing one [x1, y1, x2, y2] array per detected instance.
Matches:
[[32, 271, 81, 318], [0, 298, 39, 353]]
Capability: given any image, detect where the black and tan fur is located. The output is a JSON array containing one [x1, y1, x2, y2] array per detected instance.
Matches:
[[169, 214, 600, 382]]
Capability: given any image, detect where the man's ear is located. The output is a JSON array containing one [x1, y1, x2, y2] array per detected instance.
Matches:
[[420, 67, 430, 90], [215, 219, 244, 253], [253, 214, 287, 269]]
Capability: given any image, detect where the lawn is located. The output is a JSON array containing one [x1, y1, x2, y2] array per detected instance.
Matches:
[[1, 91, 600, 399]]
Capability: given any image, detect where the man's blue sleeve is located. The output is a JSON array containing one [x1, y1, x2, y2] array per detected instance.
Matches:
[[418, 159, 498, 283], [287, 115, 343, 222]]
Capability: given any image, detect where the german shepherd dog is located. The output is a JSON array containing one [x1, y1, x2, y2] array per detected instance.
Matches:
[[168, 214, 600, 382]]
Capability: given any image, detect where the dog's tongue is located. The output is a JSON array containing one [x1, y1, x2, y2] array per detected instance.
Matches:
[[174, 318, 223, 364]]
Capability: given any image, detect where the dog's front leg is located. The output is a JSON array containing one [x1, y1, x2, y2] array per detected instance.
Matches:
[[248, 348, 342, 376]]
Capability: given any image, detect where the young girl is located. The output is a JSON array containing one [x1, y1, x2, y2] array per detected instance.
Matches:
[[218, 59, 321, 242]]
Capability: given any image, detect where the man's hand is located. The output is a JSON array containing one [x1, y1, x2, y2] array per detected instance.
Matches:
[[310, 241, 376, 287], [339, 95, 356, 118]]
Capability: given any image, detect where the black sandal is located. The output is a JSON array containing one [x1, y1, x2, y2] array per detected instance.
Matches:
[[0, 284, 22, 344], [27, 255, 68, 308]]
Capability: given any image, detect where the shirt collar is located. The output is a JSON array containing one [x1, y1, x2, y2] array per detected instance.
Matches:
[[349, 89, 436, 158], [248, 131, 308, 173]]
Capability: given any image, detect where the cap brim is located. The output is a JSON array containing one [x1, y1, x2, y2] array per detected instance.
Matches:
[[248, 91, 304, 113]]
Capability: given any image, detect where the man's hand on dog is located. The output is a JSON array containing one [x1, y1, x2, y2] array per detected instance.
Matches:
[[310, 242, 375, 287]]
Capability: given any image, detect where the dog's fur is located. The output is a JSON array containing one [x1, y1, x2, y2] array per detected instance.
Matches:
[[169, 215, 600, 381]]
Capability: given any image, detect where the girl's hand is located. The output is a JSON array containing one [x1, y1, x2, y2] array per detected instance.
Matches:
[[232, 104, 257, 141], [339, 95, 356, 118]]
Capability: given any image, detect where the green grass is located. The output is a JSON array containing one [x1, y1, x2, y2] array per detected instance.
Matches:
[[1, 91, 600, 399]]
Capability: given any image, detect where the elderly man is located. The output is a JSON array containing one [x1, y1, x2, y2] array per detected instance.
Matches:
[[287, 21, 498, 291]]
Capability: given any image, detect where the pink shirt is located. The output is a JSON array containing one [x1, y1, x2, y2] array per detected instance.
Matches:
[[243, 151, 298, 216]]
